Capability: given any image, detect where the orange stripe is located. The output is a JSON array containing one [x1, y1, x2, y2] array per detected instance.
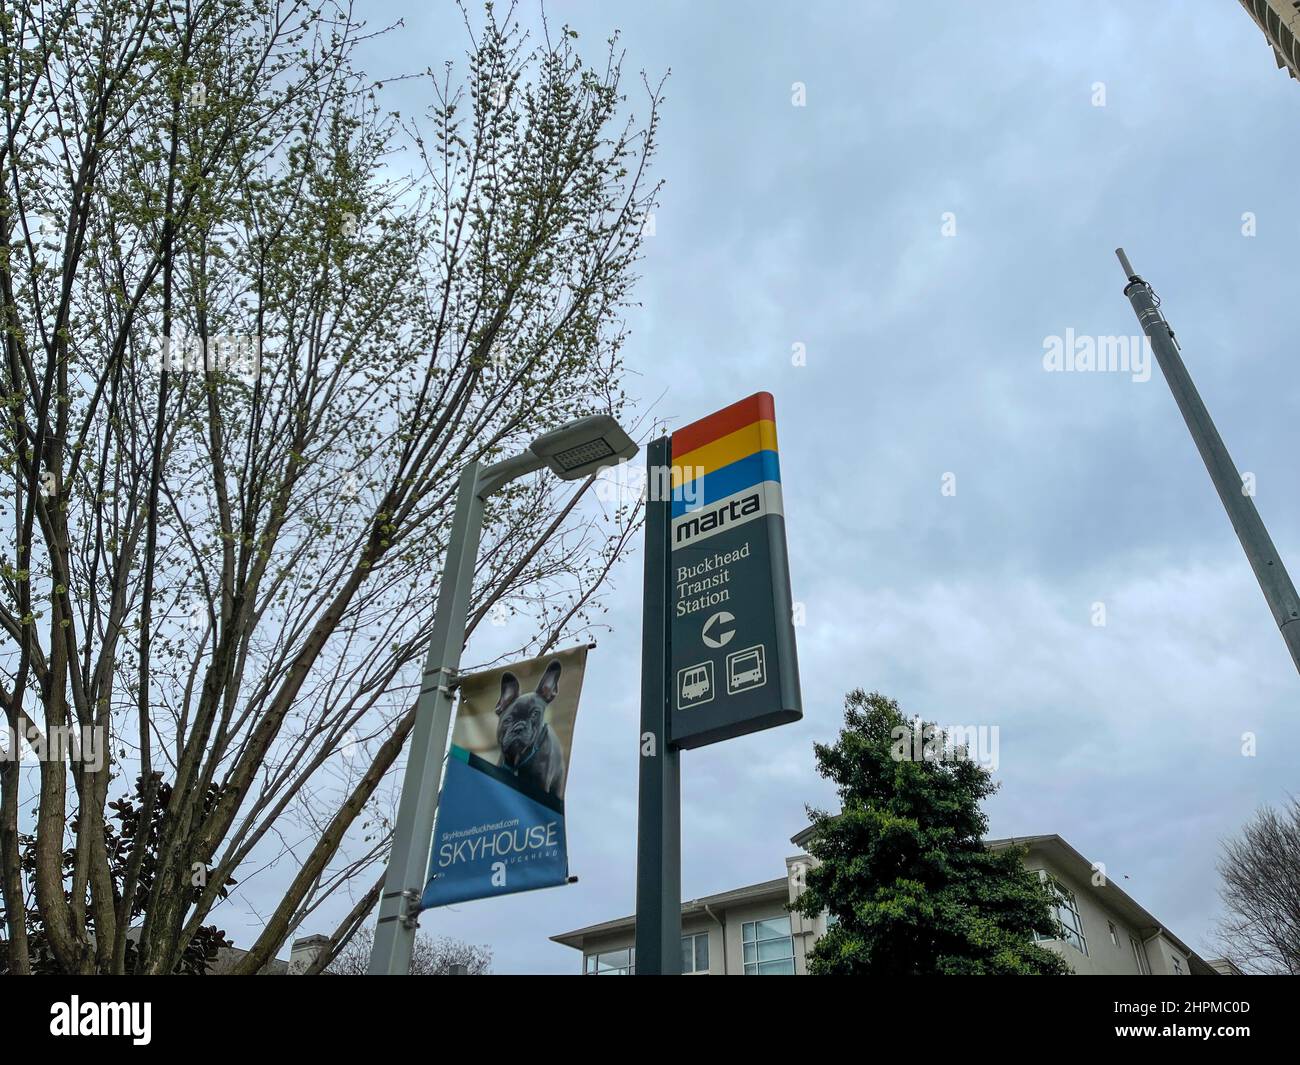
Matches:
[[671, 392, 775, 458]]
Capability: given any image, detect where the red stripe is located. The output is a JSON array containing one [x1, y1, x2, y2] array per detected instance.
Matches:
[[670, 391, 775, 458]]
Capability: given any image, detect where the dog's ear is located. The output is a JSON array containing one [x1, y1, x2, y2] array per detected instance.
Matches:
[[495, 672, 520, 715], [536, 660, 562, 704]]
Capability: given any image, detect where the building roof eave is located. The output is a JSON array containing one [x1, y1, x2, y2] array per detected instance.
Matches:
[[550, 876, 792, 949]]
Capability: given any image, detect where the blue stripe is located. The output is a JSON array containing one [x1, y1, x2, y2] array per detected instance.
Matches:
[[672, 450, 781, 517]]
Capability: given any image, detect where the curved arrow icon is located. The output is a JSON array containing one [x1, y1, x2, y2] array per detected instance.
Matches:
[[702, 610, 736, 649]]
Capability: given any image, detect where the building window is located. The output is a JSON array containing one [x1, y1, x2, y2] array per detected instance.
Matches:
[[1173, 957, 1184, 975], [742, 916, 795, 975], [1032, 871, 1088, 956], [1108, 921, 1120, 948], [681, 933, 709, 973], [583, 947, 634, 975], [1130, 937, 1150, 975]]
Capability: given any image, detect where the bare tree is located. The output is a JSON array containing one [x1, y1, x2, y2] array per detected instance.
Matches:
[[324, 925, 490, 976], [0, 0, 661, 974], [1215, 798, 1300, 975]]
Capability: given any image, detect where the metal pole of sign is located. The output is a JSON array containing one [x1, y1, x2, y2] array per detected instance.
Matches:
[[369, 462, 485, 976], [634, 436, 681, 974], [1116, 248, 1300, 676]]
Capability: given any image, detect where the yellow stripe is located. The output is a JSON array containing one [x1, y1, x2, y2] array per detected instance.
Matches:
[[672, 419, 778, 489]]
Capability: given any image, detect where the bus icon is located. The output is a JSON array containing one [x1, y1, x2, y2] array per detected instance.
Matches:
[[726, 645, 767, 694], [677, 661, 715, 709]]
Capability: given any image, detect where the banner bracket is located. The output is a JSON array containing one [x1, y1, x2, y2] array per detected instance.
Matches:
[[398, 889, 421, 929]]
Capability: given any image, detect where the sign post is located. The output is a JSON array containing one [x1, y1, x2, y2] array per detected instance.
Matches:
[[634, 392, 801, 973], [634, 436, 681, 975]]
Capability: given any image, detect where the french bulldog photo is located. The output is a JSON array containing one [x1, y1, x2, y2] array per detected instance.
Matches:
[[495, 659, 567, 800]]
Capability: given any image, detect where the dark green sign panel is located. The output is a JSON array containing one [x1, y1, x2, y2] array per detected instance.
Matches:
[[666, 392, 801, 749]]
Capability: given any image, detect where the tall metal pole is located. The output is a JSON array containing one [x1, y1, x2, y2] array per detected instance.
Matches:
[[1116, 248, 1300, 675], [369, 462, 485, 975], [634, 436, 681, 974]]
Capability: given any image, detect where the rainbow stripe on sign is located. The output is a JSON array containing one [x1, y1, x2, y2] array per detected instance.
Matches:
[[671, 392, 784, 548]]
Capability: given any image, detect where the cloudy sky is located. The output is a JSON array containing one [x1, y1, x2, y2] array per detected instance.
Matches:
[[281, 1, 1300, 973]]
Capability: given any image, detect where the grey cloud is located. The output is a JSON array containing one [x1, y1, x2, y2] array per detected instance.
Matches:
[[221, 1, 1299, 972]]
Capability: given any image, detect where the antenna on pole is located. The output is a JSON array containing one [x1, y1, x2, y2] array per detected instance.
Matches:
[[1115, 247, 1137, 282], [1115, 247, 1300, 677]]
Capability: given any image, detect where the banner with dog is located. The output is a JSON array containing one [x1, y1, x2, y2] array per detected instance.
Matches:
[[419, 645, 589, 909]]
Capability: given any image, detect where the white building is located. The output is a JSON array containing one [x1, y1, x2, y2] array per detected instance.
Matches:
[[551, 830, 1234, 975], [1239, 0, 1300, 81]]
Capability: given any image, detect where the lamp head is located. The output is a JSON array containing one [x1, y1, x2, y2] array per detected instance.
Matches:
[[528, 415, 638, 480]]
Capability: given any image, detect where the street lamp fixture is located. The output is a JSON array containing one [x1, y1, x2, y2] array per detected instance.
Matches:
[[475, 414, 640, 498], [529, 414, 639, 480]]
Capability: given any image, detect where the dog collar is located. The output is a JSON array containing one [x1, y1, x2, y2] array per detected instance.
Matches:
[[509, 731, 544, 772]]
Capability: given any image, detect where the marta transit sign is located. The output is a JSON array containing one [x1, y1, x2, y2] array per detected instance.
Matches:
[[668, 392, 801, 746], [635, 390, 803, 974]]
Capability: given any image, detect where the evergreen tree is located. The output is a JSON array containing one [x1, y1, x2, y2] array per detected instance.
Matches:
[[792, 690, 1071, 975]]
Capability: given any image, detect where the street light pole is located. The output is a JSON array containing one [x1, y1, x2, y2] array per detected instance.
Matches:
[[368, 459, 497, 975], [367, 416, 638, 975], [1115, 248, 1300, 676]]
